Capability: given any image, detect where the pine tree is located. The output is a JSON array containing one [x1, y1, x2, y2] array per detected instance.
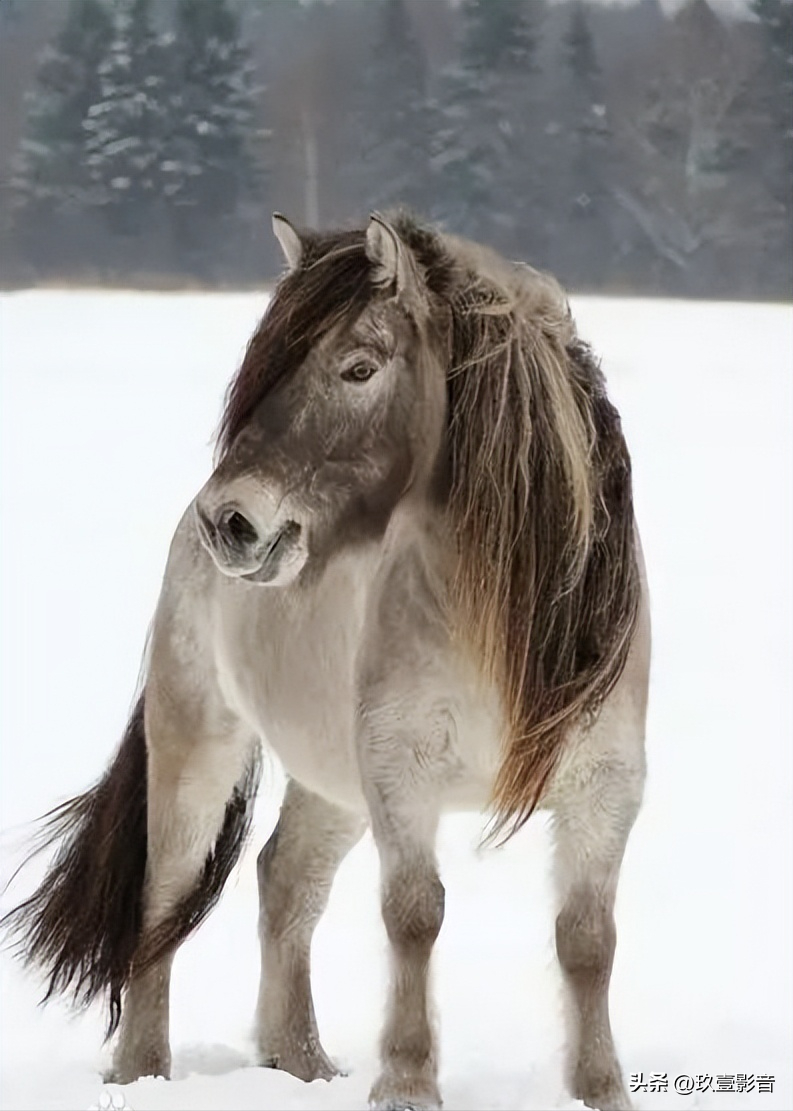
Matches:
[[164, 0, 261, 265], [83, 0, 171, 236], [13, 0, 112, 218], [564, 1, 600, 90], [553, 0, 614, 286], [431, 0, 545, 251], [351, 0, 430, 216], [621, 0, 777, 294], [460, 0, 540, 72], [749, 0, 793, 291]]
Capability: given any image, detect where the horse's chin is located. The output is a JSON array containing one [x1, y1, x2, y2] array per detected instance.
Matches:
[[241, 552, 307, 587]]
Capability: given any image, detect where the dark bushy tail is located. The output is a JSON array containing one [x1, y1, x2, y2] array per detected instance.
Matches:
[[1, 693, 262, 1036], [130, 740, 262, 999], [1, 696, 147, 1035]]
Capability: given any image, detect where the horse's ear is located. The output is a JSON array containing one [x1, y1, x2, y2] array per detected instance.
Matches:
[[272, 213, 303, 272], [365, 213, 423, 303]]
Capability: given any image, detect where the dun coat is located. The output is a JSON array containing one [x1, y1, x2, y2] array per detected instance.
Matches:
[[3, 212, 649, 1111]]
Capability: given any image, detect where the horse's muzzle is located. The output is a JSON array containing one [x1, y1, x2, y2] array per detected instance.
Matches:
[[194, 500, 305, 584]]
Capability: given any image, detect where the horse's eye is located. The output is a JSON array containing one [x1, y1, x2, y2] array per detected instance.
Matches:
[[340, 362, 378, 384]]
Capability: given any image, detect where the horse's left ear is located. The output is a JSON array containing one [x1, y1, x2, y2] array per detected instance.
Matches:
[[365, 214, 424, 305]]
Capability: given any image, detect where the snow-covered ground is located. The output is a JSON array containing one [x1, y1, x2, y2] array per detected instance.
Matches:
[[1, 291, 790, 1111]]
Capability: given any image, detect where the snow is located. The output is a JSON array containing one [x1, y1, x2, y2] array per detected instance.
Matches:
[[1, 291, 791, 1111]]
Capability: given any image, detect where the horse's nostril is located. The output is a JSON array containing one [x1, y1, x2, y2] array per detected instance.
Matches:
[[221, 509, 259, 549]]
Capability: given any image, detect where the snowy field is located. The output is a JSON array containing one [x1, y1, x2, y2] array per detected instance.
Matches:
[[0, 290, 790, 1111]]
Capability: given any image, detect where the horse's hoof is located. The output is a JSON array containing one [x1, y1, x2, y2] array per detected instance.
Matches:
[[368, 1073, 441, 1111], [260, 1048, 341, 1083], [104, 1051, 171, 1085], [370, 1102, 441, 1111], [370, 1105, 440, 1111], [573, 1073, 632, 1111], [103, 1069, 170, 1084], [580, 1093, 632, 1111], [370, 1104, 440, 1111]]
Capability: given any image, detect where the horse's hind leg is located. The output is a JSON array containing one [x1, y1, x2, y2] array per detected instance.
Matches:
[[109, 689, 256, 1084], [552, 747, 644, 1111], [255, 778, 366, 1081]]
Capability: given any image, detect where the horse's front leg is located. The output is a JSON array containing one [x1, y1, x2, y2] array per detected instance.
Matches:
[[255, 778, 366, 1081], [358, 697, 449, 1111]]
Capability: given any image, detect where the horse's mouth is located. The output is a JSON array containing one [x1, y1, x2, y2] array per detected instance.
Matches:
[[242, 520, 304, 585]]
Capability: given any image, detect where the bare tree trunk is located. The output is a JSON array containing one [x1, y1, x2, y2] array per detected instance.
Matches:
[[302, 108, 319, 227]]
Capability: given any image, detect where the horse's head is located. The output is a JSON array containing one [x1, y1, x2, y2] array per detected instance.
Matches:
[[195, 214, 448, 585]]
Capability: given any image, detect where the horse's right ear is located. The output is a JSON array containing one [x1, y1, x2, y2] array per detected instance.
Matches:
[[365, 213, 425, 312], [272, 213, 303, 272]]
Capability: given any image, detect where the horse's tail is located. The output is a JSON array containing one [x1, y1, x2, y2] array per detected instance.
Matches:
[[1, 694, 148, 1035], [2, 689, 262, 1036]]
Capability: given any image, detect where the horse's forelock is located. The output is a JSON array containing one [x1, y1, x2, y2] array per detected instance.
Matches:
[[215, 231, 372, 459]]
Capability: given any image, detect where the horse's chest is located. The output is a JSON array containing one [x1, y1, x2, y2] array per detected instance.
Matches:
[[210, 563, 504, 814], [212, 565, 370, 809]]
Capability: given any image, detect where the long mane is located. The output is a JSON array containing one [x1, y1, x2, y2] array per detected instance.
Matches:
[[218, 215, 640, 842], [439, 240, 639, 841], [395, 216, 641, 841]]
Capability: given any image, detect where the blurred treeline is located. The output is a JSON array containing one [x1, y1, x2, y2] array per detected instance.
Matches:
[[0, 0, 790, 297]]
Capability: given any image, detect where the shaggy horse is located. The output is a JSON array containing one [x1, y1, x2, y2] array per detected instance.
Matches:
[[3, 213, 649, 1111]]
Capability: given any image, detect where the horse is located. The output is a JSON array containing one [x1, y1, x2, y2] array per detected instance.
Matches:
[[2, 212, 649, 1111]]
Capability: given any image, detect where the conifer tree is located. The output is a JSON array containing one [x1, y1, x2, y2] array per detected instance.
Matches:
[[83, 0, 171, 236], [564, 0, 600, 91], [554, 0, 614, 286], [749, 0, 793, 290], [165, 0, 261, 263], [13, 0, 112, 218], [431, 0, 544, 251], [352, 0, 430, 215]]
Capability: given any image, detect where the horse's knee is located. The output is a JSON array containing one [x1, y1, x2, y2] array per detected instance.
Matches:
[[556, 892, 616, 983], [382, 866, 445, 955]]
